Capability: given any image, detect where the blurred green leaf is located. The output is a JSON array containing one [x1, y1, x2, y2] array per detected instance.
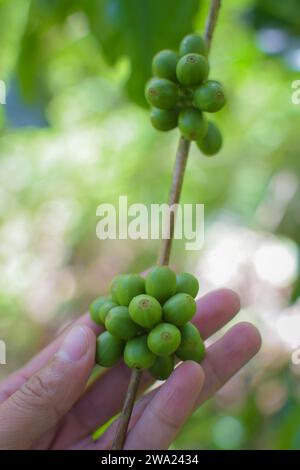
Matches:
[[71, 0, 200, 105], [250, 0, 300, 32]]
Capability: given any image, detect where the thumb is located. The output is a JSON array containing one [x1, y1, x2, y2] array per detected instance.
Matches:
[[0, 325, 96, 450]]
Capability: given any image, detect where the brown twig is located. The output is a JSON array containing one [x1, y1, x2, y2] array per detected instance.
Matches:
[[158, 137, 191, 265], [112, 0, 222, 450], [111, 368, 142, 450], [205, 0, 221, 51]]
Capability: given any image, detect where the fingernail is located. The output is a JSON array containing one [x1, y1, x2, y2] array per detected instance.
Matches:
[[57, 326, 89, 361]]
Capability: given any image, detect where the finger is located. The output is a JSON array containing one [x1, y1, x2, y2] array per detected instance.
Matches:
[[0, 325, 95, 450], [0, 313, 102, 403], [55, 289, 240, 447], [123, 362, 205, 450], [193, 288, 240, 339], [89, 321, 261, 450], [197, 322, 261, 403]]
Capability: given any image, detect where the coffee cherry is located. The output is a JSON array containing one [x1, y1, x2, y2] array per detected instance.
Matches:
[[149, 355, 175, 380], [163, 293, 196, 326], [113, 274, 145, 306], [124, 335, 156, 369], [89, 296, 110, 324], [145, 266, 177, 303], [194, 80, 226, 112], [129, 294, 162, 329], [176, 272, 199, 298], [176, 53, 209, 87], [197, 121, 223, 156], [152, 49, 178, 82], [98, 299, 118, 325], [147, 323, 181, 356], [176, 322, 205, 363], [178, 107, 208, 141], [105, 306, 141, 340], [179, 34, 208, 58], [150, 107, 178, 131], [145, 78, 178, 110], [95, 331, 124, 368], [110, 275, 123, 303]]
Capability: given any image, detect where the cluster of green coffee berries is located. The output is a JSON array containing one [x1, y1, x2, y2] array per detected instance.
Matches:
[[89, 267, 205, 380], [145, 33, 225, 156]]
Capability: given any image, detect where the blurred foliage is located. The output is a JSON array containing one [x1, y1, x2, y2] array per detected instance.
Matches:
[[1, 0, 300, 450], [2, 0, 201, 106], [249, 0, 300, 33], [87, 0, 200, 105]]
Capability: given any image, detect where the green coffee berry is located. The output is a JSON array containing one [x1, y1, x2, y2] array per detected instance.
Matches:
[[145, 266, 177, 303], [176, 272, 199, 298], [194, 80, 226, 112], [89, 296, 110, 324], [150, 107, 178, 131], [179, 34, 208, 58], [176, 322, 205, 363], [95, 331, 124, 368], [163, 293, 196, 326], [124, 335, 156, 369], [197, 121, 223, 156], [145, 78, 178, 110], [110, 275, 123, 303], [105, 306, 141, 340], [149, 355, 175, 380], [152, 49, 178, 82], [114, 274, 145, 306], [178, 107, 208, 141], [176, 53, 209, 87], [98, 299, 118, 325], [128, 294, 162, 329], [147, 323, 181, 356]]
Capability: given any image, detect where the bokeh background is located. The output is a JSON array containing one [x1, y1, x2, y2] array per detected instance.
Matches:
[[1, 0, 300, 450]]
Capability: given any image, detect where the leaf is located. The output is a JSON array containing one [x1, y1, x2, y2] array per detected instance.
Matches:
[[249, 0, 300, 33], [86, 0, 201, 106]]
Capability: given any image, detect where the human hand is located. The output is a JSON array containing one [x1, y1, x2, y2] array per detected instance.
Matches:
[[0, 289, 261, 450]]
